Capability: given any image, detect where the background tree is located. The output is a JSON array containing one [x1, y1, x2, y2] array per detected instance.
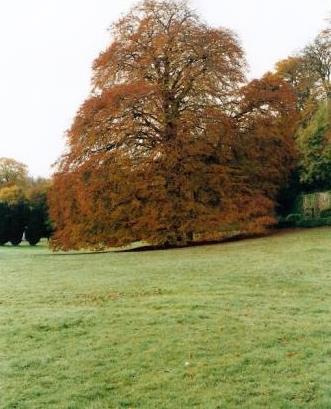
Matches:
[[275, 20, 330, 113], [0, 158, 30, 245], [297, 103, 331, 191], [275, 56, 319, 122], [303, 25, 331, 101], [0, 202, 11, 245], [0, 160, 52, 246], [275, 19, 330, 197], [26, 179, 53, 245], [0, 186, 29, 245], [0, 158, 28, 188], [49, 0, 297, 250]]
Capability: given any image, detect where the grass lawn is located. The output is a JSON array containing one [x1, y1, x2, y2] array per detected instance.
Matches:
[[0, 228, 330, 409]]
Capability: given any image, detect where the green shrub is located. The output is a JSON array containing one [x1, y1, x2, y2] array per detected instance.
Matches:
[[297, 218, 318, 228], [319, 208, 331, 218], [280, 211, 331, 228], [296, 217, 331, 228], [285, 213, 302, 223], [25, 207, 44, 246], [0, 203, 10, 245], [277, 216, 289, 228]]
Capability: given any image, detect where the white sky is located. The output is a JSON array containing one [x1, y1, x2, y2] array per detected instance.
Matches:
[[0, 0, 329, 177]]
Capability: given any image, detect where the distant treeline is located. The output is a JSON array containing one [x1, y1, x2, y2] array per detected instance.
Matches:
[[0, 158, 52, 246], [0, 200, 52, 246]]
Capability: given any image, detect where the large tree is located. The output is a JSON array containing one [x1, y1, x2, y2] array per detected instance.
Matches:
[[49, 0, 297, 250]]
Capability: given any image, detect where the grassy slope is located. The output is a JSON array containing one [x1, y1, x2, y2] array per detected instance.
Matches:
[[0, 228, 330, 409]]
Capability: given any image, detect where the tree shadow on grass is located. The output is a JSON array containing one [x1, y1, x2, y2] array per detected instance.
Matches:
[[38, 227, 304, 256]]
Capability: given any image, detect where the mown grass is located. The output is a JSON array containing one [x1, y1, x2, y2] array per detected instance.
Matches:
[[0, 228, 330, 409]]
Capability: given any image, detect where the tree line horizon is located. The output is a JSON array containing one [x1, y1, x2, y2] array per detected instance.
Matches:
[[1, 0, 330, 249], [0, 158, 52, 245]]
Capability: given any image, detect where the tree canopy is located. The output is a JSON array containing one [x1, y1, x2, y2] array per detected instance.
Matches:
[[49, 0, 298, 250]]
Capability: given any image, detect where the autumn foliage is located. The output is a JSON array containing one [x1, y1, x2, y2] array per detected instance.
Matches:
[[49, 0, 298, 250]]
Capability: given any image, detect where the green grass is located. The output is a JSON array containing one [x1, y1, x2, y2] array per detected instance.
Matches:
[[1, 228, 331, 409]]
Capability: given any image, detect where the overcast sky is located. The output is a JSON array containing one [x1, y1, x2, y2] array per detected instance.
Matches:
[[0, 0, 329, 177]]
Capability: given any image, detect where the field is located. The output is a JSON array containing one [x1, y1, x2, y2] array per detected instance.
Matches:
[[0, 228, 330, 409]]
